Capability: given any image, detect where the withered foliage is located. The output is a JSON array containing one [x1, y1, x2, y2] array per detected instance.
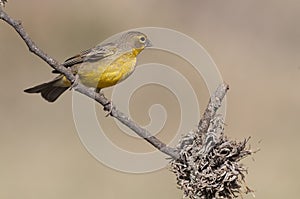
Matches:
[[170, 116, 253, 199]]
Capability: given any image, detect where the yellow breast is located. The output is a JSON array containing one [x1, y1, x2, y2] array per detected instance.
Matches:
[[77, 50, 138, 89]]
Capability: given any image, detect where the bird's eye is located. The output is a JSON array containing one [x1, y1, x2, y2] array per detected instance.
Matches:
[[139, 36, 146, 43]]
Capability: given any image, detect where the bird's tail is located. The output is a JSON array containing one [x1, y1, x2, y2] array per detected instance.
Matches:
[[24, 75, 69, 102]]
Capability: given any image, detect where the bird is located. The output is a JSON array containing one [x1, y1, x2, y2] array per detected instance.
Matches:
[[24, 31, 152, 102]]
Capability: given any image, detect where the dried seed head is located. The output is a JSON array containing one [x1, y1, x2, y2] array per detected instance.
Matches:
[[170, 116, 253, 199]]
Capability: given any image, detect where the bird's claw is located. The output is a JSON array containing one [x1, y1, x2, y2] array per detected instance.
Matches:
[[69, 74, 79, 90], [103, 100, 113, 117]]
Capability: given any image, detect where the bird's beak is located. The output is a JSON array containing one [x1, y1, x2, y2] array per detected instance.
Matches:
[[145, 39, 153, 47]]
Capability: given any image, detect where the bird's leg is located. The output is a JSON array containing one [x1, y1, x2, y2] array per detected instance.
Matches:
[[104, 100, 114, 117], [95, 88, 113, 117], [69, 74, 80, 90], [95, 87, 106, 99], [95, 87, 102, 94]]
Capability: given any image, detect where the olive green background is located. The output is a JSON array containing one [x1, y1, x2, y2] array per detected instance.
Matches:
[[1, 0, 299, 198]]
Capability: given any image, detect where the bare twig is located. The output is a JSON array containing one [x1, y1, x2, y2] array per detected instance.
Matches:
[[73, 83, 180, 159], [0, 7, 74, 80], [198, 83, 229, 134]]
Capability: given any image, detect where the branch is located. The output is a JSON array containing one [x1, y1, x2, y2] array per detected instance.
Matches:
[[198, 83, 229, 134], [73, 83, 180, 159], [0, 7, 74, 81]]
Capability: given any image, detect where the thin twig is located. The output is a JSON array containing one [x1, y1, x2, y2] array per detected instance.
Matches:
[[0, 7, 74, 81], [198, 83, 229, 134]]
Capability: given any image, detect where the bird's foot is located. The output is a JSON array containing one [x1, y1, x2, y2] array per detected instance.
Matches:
[[94, 88, 113, 116], [103, 100, 114, 117], [69, 74, 79, 91]]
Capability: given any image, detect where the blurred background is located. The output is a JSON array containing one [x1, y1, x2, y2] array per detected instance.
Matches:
[[1, 0, 300, 198]]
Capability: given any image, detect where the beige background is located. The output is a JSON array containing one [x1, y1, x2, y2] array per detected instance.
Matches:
[[1, 0, 300, 198]]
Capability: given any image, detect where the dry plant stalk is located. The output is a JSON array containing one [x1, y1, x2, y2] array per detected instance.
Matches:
[[170, 115, 254, 199]]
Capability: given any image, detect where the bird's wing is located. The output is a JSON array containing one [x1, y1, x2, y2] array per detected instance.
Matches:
[[52, 42, 118, 73]]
